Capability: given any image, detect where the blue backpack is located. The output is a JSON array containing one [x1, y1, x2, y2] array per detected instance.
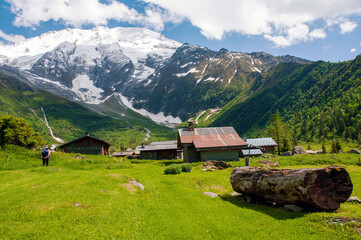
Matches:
[[41, 148, 49, 157]]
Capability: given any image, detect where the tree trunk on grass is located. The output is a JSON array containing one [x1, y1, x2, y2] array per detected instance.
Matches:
[[230, 166, 353, 210]]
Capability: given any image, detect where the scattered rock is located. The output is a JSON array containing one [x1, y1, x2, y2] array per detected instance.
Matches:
[[203, 160, 233, 169], [231, 192, 243, 197], [257, 160, 279, 168], [203, 192, 221, 198], [349, 149, 361, 154], [347, 196, 361, 203], [121, 183, 137, 192], [292, 146, 307, 155], [201, 168, 216, 172], [283, 204, 303, 212], [314, 150, 323, 154], [100, 190, 110, 194], [72, 202, 82, 207], [129, 180, 144, 190], [355, 227, 361, 235], [281, 151, 292, 156], [306, 150, 316, 154]]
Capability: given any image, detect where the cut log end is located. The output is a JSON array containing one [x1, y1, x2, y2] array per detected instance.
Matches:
[[306, 167, 353, 210]]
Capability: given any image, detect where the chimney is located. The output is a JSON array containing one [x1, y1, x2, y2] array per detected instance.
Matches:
[[188, 120, 194, 131], [85, 132, 90, 136]]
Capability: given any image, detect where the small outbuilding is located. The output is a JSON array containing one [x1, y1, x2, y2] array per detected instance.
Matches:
[[178, 121, 248, 162], [57, 132, 110, 155], [245, 137, 278, 154], [136, 141, 178, 160]]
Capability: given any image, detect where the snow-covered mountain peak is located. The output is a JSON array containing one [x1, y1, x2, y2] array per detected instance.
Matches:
[[0, 26, 181, 63]]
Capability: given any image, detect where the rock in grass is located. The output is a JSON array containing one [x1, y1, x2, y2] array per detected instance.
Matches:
[[283, 204, 303, 212], [203, 192, 220, 198], [292, 146, 307, 155], [203, 160, 233, 169], [349, 149, 361, 154], [281, 151, 292, 156], [347, 196, 361, 203], [129, 180, 145, 190]]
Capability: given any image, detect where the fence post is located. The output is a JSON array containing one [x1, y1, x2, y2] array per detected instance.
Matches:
[[6, 155, 9, 165], [245, 156, 250, 166]]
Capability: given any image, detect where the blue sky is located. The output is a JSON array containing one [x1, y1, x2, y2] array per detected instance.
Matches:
[[0, 0, 361, 62]]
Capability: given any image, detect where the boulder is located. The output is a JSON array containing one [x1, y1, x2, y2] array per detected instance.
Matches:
[[292, 146, 307, 155], [281, 151, 292, 156], [306, 150, 316, 154], [203, 160, 233, 169], [349, 149, 361, 154]]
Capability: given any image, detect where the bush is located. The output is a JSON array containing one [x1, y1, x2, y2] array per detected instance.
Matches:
[[180, 163, 192, 172], [164, 164, 181, 175]]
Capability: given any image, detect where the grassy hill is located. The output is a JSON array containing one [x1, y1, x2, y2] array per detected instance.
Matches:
[[0, 146, 361, 239], [203, 56, 361, 143], [0, 71, 176, 150]]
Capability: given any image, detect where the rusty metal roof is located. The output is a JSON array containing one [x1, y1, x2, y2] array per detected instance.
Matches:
[[178, 127, 247, 150]]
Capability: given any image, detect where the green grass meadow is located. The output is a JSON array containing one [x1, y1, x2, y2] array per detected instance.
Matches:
[[0, 146, 361, 239]]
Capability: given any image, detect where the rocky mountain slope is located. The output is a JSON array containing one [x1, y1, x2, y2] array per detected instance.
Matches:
[[0, 26, 311, 126]]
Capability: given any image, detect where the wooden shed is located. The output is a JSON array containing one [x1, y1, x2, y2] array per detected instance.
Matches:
[[57, 132, 110, 155], [136, 141, 178, 160], [177, 121, 248, 162]]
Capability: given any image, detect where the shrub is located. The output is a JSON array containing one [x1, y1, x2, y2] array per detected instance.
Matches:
[[180, 163, 192, 172], [164, 164, 181, 175]]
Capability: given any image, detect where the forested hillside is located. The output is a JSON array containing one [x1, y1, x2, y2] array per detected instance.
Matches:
[[210, 55, 361, 143]]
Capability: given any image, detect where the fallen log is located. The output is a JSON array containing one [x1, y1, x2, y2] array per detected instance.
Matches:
[[230, 166, 353, 210]]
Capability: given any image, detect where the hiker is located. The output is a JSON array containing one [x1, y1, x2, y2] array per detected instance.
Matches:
[[41, 146, 50, 167]]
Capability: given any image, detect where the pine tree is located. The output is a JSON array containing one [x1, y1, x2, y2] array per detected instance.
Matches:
[[322, 143, 326, 154], [267, 110, 288, 155]]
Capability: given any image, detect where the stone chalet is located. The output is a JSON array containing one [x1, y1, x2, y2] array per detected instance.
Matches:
[[177, 121, 248, 162]]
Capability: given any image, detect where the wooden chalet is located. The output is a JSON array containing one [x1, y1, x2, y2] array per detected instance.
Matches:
[[245, 137, 278, 154], [136, 141, 178, 160], [177, 121, 248, 162], [57, 132, 110, 155]]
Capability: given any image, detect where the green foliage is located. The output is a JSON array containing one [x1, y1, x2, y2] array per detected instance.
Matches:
[[180, 163, 192, 172], [266, 110, 289, 155], [210, 57, 361, 144], [322, 143, 326, 154], [164, 164, 181, 175], [331, 139, 343, 153], [0, 115, 45, 148]]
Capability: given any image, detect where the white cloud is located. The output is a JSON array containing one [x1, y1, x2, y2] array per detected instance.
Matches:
[[350, 48, 356, 52], [6, 0, 165, 31], [5, 0, 361, 47], [142, 0, 361, 46], [0, 29, 26, 43], [309, 29, 327, 39], [340, 21, 358, 34]]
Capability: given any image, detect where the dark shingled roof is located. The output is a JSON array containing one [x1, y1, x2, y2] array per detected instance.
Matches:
[[58, 135, 111, 149], [136, 141, 178, 152]]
